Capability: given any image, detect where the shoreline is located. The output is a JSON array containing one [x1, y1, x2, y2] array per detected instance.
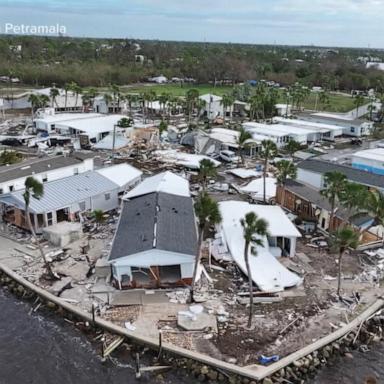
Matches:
[[1, 262, 383, 383]]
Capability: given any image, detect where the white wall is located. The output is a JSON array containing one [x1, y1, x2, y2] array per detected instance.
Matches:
[[297, 168, 323, 189], [111, 250, 195, 281], [0, 158, 94, 194]]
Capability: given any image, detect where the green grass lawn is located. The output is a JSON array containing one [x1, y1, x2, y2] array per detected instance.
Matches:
[[121, 83, 357, 113], [119, 83, 235, 97], [1, 82, 358, 114]]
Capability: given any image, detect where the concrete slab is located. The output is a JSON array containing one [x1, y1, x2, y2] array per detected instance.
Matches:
[[111, 290, 173, 306], [42, 222, 83, 247], [49, 276, 72, 296], [111, 290, 143, 306], [141, 291, 170, 305], [178, 312, 218, 332]]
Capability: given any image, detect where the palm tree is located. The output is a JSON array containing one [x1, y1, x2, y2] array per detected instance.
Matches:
[[240, 212, 269, 327], [110, 84, 121, 113], [103, 93, 112, 113], [365, 190, 384, 242], [158, 92, 170, 118], [321, 171, 348, 232], [353, 94, 365, 117], [186, 89, 199, 122], [260, 140, 278, 204], [28, 94, 41, 121], [198, 159, 217, 190], [319, 91, 331, 111], [193, 192, 222, 287], [284, 139, 301, 160], [220, 93, 235, 122], [340, 182, 368, 223], [23, 177, 56, 280], [63, 82, 71, 111], [276, 160, 297, 207], [49, 87, 60, 108], [72, 83, 82, 109], [331, 227, 359, 297], [236, 126, 253, 165]]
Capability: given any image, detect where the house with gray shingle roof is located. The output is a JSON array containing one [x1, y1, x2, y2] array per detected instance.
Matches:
[[108, 190, 197, 289]]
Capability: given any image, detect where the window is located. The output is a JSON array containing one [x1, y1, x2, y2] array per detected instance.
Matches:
[[350, 127, 355, 133], [0, 189, 3, 195], [8, 185, 14, 192], [47, 212, 53, 226], [42, 174, 48, 182], [105, 193, 111, 201], [73, 167, 79, 175]]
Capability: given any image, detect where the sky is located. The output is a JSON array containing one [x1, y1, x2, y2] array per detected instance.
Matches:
[[0, 0, 383, 48]]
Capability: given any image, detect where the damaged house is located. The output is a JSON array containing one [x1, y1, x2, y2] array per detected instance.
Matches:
[[0, 164, 142, 233], [108, 171, 197, 289]]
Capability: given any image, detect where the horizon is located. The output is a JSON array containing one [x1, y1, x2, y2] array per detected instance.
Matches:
[[0, 0, 383, 49]]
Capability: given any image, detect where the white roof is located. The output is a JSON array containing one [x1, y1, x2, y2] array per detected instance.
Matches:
[[366, 62, 384, 71], [154, 149, 221, 170], [244, 122, 316, 136], [228, 168, 262, 179], [35, 113, 101, 124], [275, 103, 292, 109], [56, 114, 127, 138], [123, 171, 190, 199], [218, 201, 302, 292], [312, 112, 355, 121], [240, 177, 277, 200], [352, 148, 384, 162], [274, 117, 344, 133], [209, 128, 240, 147], [96, 164, 142, 188], [243, 123, 288, 138], [200, 94, 223, 103]]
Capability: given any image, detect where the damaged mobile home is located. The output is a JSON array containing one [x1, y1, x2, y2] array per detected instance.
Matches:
[[213, 201, 302, 292], [108, 172, 198, 289]]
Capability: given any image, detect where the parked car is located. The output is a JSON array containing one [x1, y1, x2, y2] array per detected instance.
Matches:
[[219, 150, 240, 163]]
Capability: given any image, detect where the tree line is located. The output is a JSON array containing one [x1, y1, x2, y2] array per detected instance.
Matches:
[[2, 35, 384, 91]]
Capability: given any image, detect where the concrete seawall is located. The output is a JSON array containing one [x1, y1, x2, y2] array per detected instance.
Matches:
[[1, 262, 383, 383]]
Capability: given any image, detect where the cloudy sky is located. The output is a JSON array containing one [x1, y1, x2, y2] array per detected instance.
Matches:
[[0, 0, 383, 47]]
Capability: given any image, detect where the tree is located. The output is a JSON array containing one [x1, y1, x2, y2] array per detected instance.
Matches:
[[319, 91, 331, 111], [186, 89, 199, 122], [63, 82, 72, 110], [198, 159, 217, 190], [331, 226, 359, 297], [236, 126, 253, 165], [49, 87, 60, 108], [117, 117, 133, 128], [260, 140, 278, 203], [340, 182, 368, 222], [353, 94, 365, 117], [240, 212, 269, 327], [110, 84, 121, 113], [0, 150, 22, 165], [92, 209, 105, 225], [72, 83, 82, 109], [220, 93, 235, 122], [366, 190, 384, 242], [276, 160, 297, 207], [23, 177, 56, 280], [28, 94, 41, 121], [159, 119, 168, 137], [193, 192, 222, 287], [285, 139, 301, 159], [321, 171, 347, 232], [103, 93, 112, 113]]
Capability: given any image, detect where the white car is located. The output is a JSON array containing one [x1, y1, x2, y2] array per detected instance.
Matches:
[[219, 150, 240, 163]]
